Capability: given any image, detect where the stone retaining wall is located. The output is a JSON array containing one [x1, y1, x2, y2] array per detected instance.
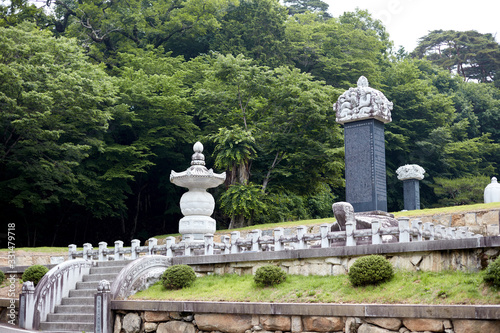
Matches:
[[111, 301, 500, 333]]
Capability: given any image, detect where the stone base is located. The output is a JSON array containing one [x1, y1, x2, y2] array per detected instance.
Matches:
[[179, 216, 216, 239]]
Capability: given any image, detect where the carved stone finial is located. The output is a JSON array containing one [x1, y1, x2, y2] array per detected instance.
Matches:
[[191, 141, 205, 166], [22, 281, 35, 293], [396, 164, 425, 181], [98, 279, 111, 292], [334, 76, 393, 124]]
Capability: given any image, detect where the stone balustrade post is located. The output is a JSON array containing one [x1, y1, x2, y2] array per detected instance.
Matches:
[[371, 220, 381, 245], [296, 226, 307, 249], [222, 235, 231, 254], [83, 243, 93, 260], [231, 231, 240, 254], [148, 238, 157, 255], [398, 217, 410, 243], [131, 239, 140, 260], [458, 227, 468, 239], [274, 228, 284, 251], [114, 241, 124, 261], [18, 281, 35, 329], [184, 235, 194, 256], [204, 234, 214, 255], [94, 280, 111, 333], [423, 223, 434, 241], [68, 244, 77, 260], [345, 218, 356, 246], [411, 220, 422, 242], [446, 228, 456, 239], [320, 224, 329, 248], [250, 230, 262, 252], [435, 225, 446, 239], [165, 237, 175, 257], [98, 242, 108, 261]]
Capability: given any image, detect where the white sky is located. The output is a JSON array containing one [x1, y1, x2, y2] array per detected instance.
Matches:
[[325, 0, 500, 52]]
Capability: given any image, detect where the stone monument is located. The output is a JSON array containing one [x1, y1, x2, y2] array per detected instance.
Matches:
[[170, 142, 226, 240], [484, 177, 500, 203], [334, 76, 393, 212], [396, 164, 425, 210]]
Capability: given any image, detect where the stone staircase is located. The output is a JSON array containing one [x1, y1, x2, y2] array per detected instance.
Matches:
[[39, 260, 129, 333]]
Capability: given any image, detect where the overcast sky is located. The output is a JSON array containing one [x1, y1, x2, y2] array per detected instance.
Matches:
[[324, 0, 500, 52]]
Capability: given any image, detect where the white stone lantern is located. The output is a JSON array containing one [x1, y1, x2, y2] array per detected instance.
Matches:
[[170, 142, 226, 240], [484, 177, 500, 203]]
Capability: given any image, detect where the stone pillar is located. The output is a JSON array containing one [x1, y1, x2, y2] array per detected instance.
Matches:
[[484, 177, 500, 203], [94, 280, 112, 333], [18, 281, 35, 329], [334, 76, 393, 212], [396, 164, 425, 210]]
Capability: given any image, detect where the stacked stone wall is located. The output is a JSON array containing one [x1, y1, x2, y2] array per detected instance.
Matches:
[[113, 310, 500, 333]]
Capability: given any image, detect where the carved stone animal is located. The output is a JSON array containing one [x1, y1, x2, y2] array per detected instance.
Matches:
[[331, 201, 398, 232]]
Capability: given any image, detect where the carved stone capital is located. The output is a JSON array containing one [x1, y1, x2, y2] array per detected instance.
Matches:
[[396, 164, 425, 181]]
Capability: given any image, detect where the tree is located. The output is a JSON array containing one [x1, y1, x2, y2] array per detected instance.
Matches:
[[283, 0, 331, 18], [412, 30, 500, 83]]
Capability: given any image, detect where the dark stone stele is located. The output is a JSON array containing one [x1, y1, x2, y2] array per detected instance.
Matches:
[[344, 119, 387, 212], [403, 179, 420, 210]]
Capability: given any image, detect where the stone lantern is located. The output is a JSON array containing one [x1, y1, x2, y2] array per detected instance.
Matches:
[[484, 177, 500, 203], [170, 142, 226, 240]]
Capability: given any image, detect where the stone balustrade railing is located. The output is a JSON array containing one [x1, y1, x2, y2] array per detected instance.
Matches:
[[68, 217, 482, 261]]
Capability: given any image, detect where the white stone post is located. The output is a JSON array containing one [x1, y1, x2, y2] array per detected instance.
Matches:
[[148, 238, 157, 255], [274, 228, 284, 251], [231, 231, 240, 254], [165, 237, 175, 257], [94, 280, 111, 333], [371, 220, 381, 245], [204, 234, 214, 255], [98, 242, 108, 261], [411, 220, 422, 242], [250, 229, 262, 252], [296, 226, 306, 249], [184, 235, 194, 256], [423, 223, 434, 241], [320, 224, 329, 248], [398, 217, 410, 243], [68, 244, 77, 260], [435, 225, 446, 239], [345, 218, 356, 246], [83, 243, 93, 260], [222, 235, 231, 254], [114, 241, 124, 261], [18, 281, 35, 329], [131, 239, 140, 260]]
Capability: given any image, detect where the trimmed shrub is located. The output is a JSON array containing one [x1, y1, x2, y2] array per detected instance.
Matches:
[[254, 265, 287, 287], [484, 256, 500, 288], [22, 265, 49, 286], [0, 270, 5, 285], [161, 265, 196, 290], [348, 255, 394, 287]]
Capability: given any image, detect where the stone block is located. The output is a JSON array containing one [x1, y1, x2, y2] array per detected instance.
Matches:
[[357, 323, 391, 333], [332, 264, 347, 276], [453, 319, 500, 333], [260, 315, 291, 331], [123, 313, 142, 333], [389, 256, 415, 271], [451, 214, 465, 227], [114, 314, 122, 333], [325, 257, 342, 265], [302, 316, 344, 332], [364, 318, 402, 331], [157, 321, 195, 333], [195, 314, 253, 333], [144, 322, 158, 332], [478, 210, 499, 225], [402, 318, 443, 332], [291, 316, 303, 332], [144, 311, 170, 322]]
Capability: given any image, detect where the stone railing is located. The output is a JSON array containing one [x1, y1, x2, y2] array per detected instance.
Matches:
[[68, 217, 482, 261]]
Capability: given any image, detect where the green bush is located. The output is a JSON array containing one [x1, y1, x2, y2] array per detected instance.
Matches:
[[22, 265, 49, 286], [484, 256, 500, 288], [348, 255, 394, 287], [0, 270, 5, 285], [161, 265, 196, 290], [254, 265, 287, 287]]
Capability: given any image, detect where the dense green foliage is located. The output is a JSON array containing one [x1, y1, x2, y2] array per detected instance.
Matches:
[[254, 265, 287, 287], [161, 265, 197, 290], [0, 0, 499, 246], [0, 270, 5, 285], [484, 256, 500, 288], [22, 265, 49, 286], [348, 255, 394, 287]]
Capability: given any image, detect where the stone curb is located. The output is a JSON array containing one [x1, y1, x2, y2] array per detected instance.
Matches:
[[172, 236, 500, 266], [111, 301, 500, 320]]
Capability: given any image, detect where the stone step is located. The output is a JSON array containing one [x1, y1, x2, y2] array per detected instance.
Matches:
[[83, 273, 118, 282], [46, 313, 94, 323], [95, 259, 132, 267], [60, 297, 94, 306], [90, 265, 124, 274], [68, 289, 97, 298], [75, 280, 117, 290], [39, 321, 94, 332], [54, 304, 95, 314]]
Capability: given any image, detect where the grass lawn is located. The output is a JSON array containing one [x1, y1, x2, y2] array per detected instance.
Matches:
[[131, 269, 500, 305]]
